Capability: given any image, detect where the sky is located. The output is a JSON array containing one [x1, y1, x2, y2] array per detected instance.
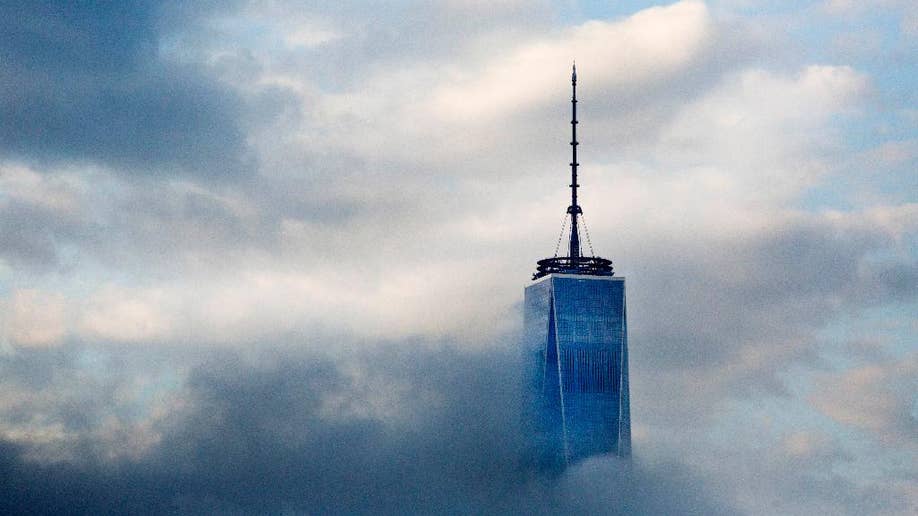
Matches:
[[0, 1, 915, 514]]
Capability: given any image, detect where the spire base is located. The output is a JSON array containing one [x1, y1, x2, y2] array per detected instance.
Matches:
[[531, 64, 615, 281], [533, 256, 613, 280]]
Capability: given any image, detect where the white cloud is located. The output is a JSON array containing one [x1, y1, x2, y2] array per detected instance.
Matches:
[[0, 2, 916, 513], [78, 285, 177, 343], [429, 1, 714, 122], [658, 65, 868, 200], [810, 353, 918, 448], [1, 289, 69, 348], [283, 24, 341, 49], [0, 164, 84, 215]]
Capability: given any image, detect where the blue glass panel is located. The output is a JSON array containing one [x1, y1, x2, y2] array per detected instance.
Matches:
[[522, 275, 630, 470]]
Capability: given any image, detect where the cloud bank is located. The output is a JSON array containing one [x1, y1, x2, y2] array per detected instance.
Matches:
[[0, 344, 738, 515], [0, 1, 915, 514]]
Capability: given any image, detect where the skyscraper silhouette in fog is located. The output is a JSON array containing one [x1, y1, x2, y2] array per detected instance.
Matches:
[[522, 65, 630, 471]]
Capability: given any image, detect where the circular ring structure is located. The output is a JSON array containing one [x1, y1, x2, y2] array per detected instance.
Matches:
[[533, 256, 614, 280]]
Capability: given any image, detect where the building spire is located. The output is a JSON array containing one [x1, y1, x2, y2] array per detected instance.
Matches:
[[532, 64, 613, 280], [568, 61, 582, 259]]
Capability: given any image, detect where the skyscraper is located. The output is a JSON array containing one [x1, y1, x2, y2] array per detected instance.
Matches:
[[521, 65, 630, 471]]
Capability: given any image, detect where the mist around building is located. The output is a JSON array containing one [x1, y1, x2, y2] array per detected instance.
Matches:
[[1, 2, 916, 515]]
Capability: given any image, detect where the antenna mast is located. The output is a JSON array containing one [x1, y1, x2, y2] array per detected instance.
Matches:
[[532, 64, 614, 280], [568, 63, 582, 259]]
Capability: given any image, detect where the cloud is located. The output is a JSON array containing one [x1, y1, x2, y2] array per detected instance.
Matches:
[[659, 65, 868, 193], [1, 290, 68, 348], [5, 200, 911, 354], [291, 0, 734, 179], [811, 353, 918, 447], [0, 2, 915, 514], [0, 2, 249, 179], [693, 426, 914, 515], [78, 285, 176, 343], [622, 207, 917, 437], [0, 343, 735, 515], [0, 164, 87, 271], [429, 1, 713, 122]]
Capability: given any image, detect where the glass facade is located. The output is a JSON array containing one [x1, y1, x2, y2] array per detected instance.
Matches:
[[522, 274, 629, 470]]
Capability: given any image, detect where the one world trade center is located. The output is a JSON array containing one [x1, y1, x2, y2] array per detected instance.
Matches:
[[522, 65, 630, 471]]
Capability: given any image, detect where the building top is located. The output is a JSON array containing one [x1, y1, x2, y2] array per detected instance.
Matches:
[[529, 272, 625, 286], [532, 64, 614, 280]]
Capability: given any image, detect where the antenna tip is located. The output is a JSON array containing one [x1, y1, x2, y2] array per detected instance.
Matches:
[[572, 61, 577, 83]]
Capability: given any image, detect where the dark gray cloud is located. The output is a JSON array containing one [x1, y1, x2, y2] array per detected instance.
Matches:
[[0, 3, 915, 514], [627, 218, 917, 371], [0, 199, 76, 270], [616, 216, 918, 437], [0, 343, 734, 515], [0, 2, 249, 179]]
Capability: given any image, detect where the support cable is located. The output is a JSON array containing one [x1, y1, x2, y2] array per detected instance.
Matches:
[[580, 212, 596, 257], [553, 213, 569, 258]]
